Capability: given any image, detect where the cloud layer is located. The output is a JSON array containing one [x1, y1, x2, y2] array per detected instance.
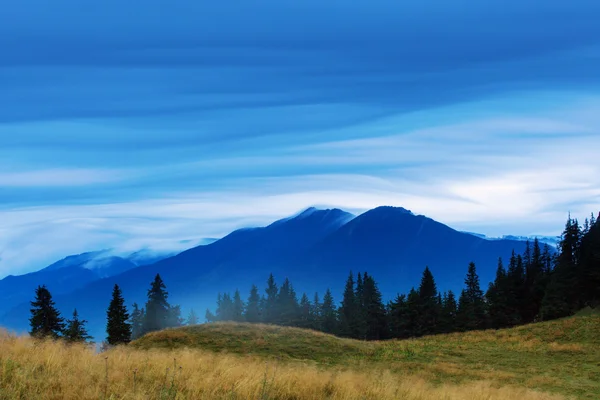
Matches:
[[0, 0, 599, 276]]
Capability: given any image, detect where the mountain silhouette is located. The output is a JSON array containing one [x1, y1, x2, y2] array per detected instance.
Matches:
[[0, 206, 528, 340]]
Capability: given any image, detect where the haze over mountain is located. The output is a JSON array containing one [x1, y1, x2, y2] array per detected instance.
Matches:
[[0, 249, 175, 317], [0, 206, 529, 340]]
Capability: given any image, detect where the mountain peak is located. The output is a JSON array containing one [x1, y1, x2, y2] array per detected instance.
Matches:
[[365, 206, 415, 217]]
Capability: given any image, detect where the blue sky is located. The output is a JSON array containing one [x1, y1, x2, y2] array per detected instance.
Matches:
[[1, 0, 599, 277]]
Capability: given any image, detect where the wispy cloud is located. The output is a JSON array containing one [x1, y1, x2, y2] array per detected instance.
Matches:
[[0, 0, 599, 276]]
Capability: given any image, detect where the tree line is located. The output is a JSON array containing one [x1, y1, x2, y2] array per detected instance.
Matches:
[[28, 274, 184, 345], [26, 212, 599, 343], [205, 213, 600, 340]]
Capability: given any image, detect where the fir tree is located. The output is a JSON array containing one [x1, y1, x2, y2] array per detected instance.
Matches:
[[439, 290, 457, 333], [232, 289, 245, 322], [143, 274, 170, 333], [130, 303, 145, 340], [579, 214, 600, 308], [263, 273, 279, 323], [486, 258, 510, 329], [277, 278, 299, 326], [388, 293, 410, 338], [354, 272, 368, 339], [244, 284, 261, 323], [186, 308, 199, 325], [29, 285, 65, 339], [457, 262, 487, 331], [310, 292, 322, 331], [417, 267, 439, 336], [320, 288, 337, 334], [298, 293, 312, 329], [64, 309, 92, 343], [106, 284, 131, 345], [338, 272, 358, 338], [363, 273, 388, 340]]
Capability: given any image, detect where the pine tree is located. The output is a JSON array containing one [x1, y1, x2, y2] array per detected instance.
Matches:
[[143, 274, 170, 333], [417, 267, 439, 336], [439, 291, 457, 333], [354, 272, 368, 339], [505, 251, 524, 326], [388, 293, 409, 338], [244, 284, 261, 323], [232, 289, 245, 322], [363, 273, 388, 340], [277, 278, 299, 326], [298, 293, 312, 329], [310, 292, 322, 331], [263, 274, 279, 324], [338, 272, 358, 338], [320, 289, 337, 334], [217, 293, 235, 321], [457, 262, 487, 331], [29, 285, 65, 339], [130, 303, 145, 339], [579, 213, 600, 308], [64, 309, 92, 343], [486, 258, 510, 329], [187, 309, 199, 325], [541, 216, 581, 319], [106, 284, 131, 345]]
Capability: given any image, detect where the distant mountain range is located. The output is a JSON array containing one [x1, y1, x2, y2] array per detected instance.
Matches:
[[0, 206, 531, 340], [461, 232, 560, 247]]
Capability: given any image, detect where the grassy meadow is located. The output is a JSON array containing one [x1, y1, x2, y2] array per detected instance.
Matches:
[[1, 314, 599, 400]]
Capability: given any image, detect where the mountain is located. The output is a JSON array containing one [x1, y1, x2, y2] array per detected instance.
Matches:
[[461, 232, 560, 247], [0, 248, 176, 318], [0, 206, 528, 340]]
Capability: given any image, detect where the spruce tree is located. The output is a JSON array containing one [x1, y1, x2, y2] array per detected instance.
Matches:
[[439, 291, 457, 333], [338, 272, 358, 338], [579, 214, 600, 308], [187, 308, 199, 325], [29, 285, 65, 339], [354, 272, 368, 339], [320, 288, 337, 334], [264, 273, 279, 324], [363, 273, 388, 340], [310, 292, 322, 331], [130, 303, 145, 339], [245, 284, 261, 323], [388, 293, 409, 338], [143, 274, 170, 333], [232, 289, 245, 322], [486, 257, 510, 329], [405, 287, 420, 337], [106, 284, 131, 345], [417, 267, 439, 336], [298, 293, 312, 329], [277, 278, 299, 326], [457, 262, 487, 331], [64, 309, 92, 343]]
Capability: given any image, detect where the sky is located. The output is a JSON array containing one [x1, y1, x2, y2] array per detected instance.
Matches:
[[1, 0, 599, 277]]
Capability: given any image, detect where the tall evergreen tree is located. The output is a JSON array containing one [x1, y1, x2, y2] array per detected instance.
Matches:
[[439, 291, 458, 333], [64, 309, 92, 343], [388, 293, 409, 338], [277, 278, 299, 326], [579, 214, 600, 308], [130, 303, 145, 340], [106, 284, 131, 345], [244, 284, 261, 323], [310, 292, 322, 331], [417, 267, 439, 336], [143, 274, 170, 333], [263, 274, 279, 323], [298, 293, 312, 329], [362, 273, 388, 340], [29, 285, 65, 339], [486, 258, 510, 329], [457, 262, 487, 331], [320, 288, 337, 334], [338, 272, 358, 338], [232, 289, 245, 322], [541, 216, 581, 319]]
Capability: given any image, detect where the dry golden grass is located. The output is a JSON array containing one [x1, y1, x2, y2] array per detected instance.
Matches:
[[0, 329, 566, 400]]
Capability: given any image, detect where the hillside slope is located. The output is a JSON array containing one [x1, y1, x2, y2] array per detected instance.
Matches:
[[133, 316, 600, 399]]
